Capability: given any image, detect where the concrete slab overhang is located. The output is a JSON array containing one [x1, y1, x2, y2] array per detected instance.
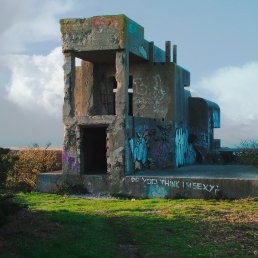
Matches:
[[60, 14, 165, 62]]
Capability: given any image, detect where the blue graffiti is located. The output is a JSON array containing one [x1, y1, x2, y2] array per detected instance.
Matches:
[[129, 126, 150, 170]]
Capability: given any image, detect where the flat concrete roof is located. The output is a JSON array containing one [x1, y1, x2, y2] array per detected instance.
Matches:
[[127, 165, 258, 179]]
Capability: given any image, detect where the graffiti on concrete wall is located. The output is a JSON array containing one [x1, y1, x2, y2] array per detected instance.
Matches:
[[133, 74, 170, 118], [62, 150, 80, 171], [131, 177, 215, 193], [175, 124, 196, 167], [129, 124, 175, 170], [129, 125, 150, 171], [151, 142, 174, 167], [151, 124, 174, 167], [129, 122, 198, 170]]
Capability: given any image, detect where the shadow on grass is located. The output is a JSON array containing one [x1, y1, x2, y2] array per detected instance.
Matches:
[[1, 202, 257, 258]]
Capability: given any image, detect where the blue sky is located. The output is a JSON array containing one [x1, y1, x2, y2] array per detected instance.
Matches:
[[0, 0, 258, 147]]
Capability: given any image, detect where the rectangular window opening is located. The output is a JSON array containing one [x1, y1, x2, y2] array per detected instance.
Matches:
[[111, 75, 133, 116], [112, 77, 117, 115], [128, 75, 133, 116]]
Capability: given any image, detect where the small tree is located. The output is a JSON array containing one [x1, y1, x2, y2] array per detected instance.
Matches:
[[7, 143, 60, 191], [236, 139, 258, 168]]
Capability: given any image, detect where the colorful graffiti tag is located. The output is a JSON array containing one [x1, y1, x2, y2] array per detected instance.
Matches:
[[129, 126, 150, 170], [129, 123, 197, 171], [62, 150, 80, 171], [129, 124, 174, 170], [175, 126, 196, 167]]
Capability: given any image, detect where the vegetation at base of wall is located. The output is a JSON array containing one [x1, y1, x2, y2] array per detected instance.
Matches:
[[237, 139, 258, 168], [53, 181, 89, 195], [110, 192, 134, 199], [0, 193, 257, 258], [6, 143, 60, 192]]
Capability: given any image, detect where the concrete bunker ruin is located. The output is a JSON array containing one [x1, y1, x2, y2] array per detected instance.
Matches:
[[37, 14, 252, 198], [58, 14, 220, 193]]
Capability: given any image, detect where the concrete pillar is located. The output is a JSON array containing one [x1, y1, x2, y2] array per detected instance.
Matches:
[[113, 50, 130, 177], [115, 50, 129, 116], [165, 41, 171, 63], [63, 52, 75, 118], [173, 45, 177, 64]]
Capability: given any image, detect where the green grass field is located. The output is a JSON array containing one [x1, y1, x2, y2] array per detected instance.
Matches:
[[0, 193, 258, 257]]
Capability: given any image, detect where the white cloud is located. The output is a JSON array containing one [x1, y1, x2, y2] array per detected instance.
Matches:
[[194, 62, 258, 121], [1, 47, 63, 117], [0, 0, 80, 54], [192, 62, 258, 146]]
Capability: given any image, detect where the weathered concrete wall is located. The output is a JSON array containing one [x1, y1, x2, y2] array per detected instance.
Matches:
[[60, 15, 164, 62], [37, 168, 258, 199], [37, 172, 63, 193], [129, 62, 190, 121], [188, 98, 221, 161], [122, 176, 258, 199]]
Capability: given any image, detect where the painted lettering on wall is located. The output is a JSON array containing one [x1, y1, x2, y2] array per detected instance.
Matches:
[[62, 150, 80, 171], [130, 177, 215, 193]]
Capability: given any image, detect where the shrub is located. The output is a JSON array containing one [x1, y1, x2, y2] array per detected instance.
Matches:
[[0, 148, 18, 190], [0, 149, 28, 227], [236, 139, 258, 168], [7, 143, 60, 192]]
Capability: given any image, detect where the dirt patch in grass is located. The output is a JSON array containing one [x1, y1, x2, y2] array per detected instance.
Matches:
[[200, 210, 258, 256]]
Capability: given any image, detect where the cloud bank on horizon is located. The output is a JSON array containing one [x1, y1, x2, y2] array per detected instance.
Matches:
[[0, 0, 257, 147]]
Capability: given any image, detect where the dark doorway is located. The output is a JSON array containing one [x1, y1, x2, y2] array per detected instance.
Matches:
[[82, 126, 107, 174]]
